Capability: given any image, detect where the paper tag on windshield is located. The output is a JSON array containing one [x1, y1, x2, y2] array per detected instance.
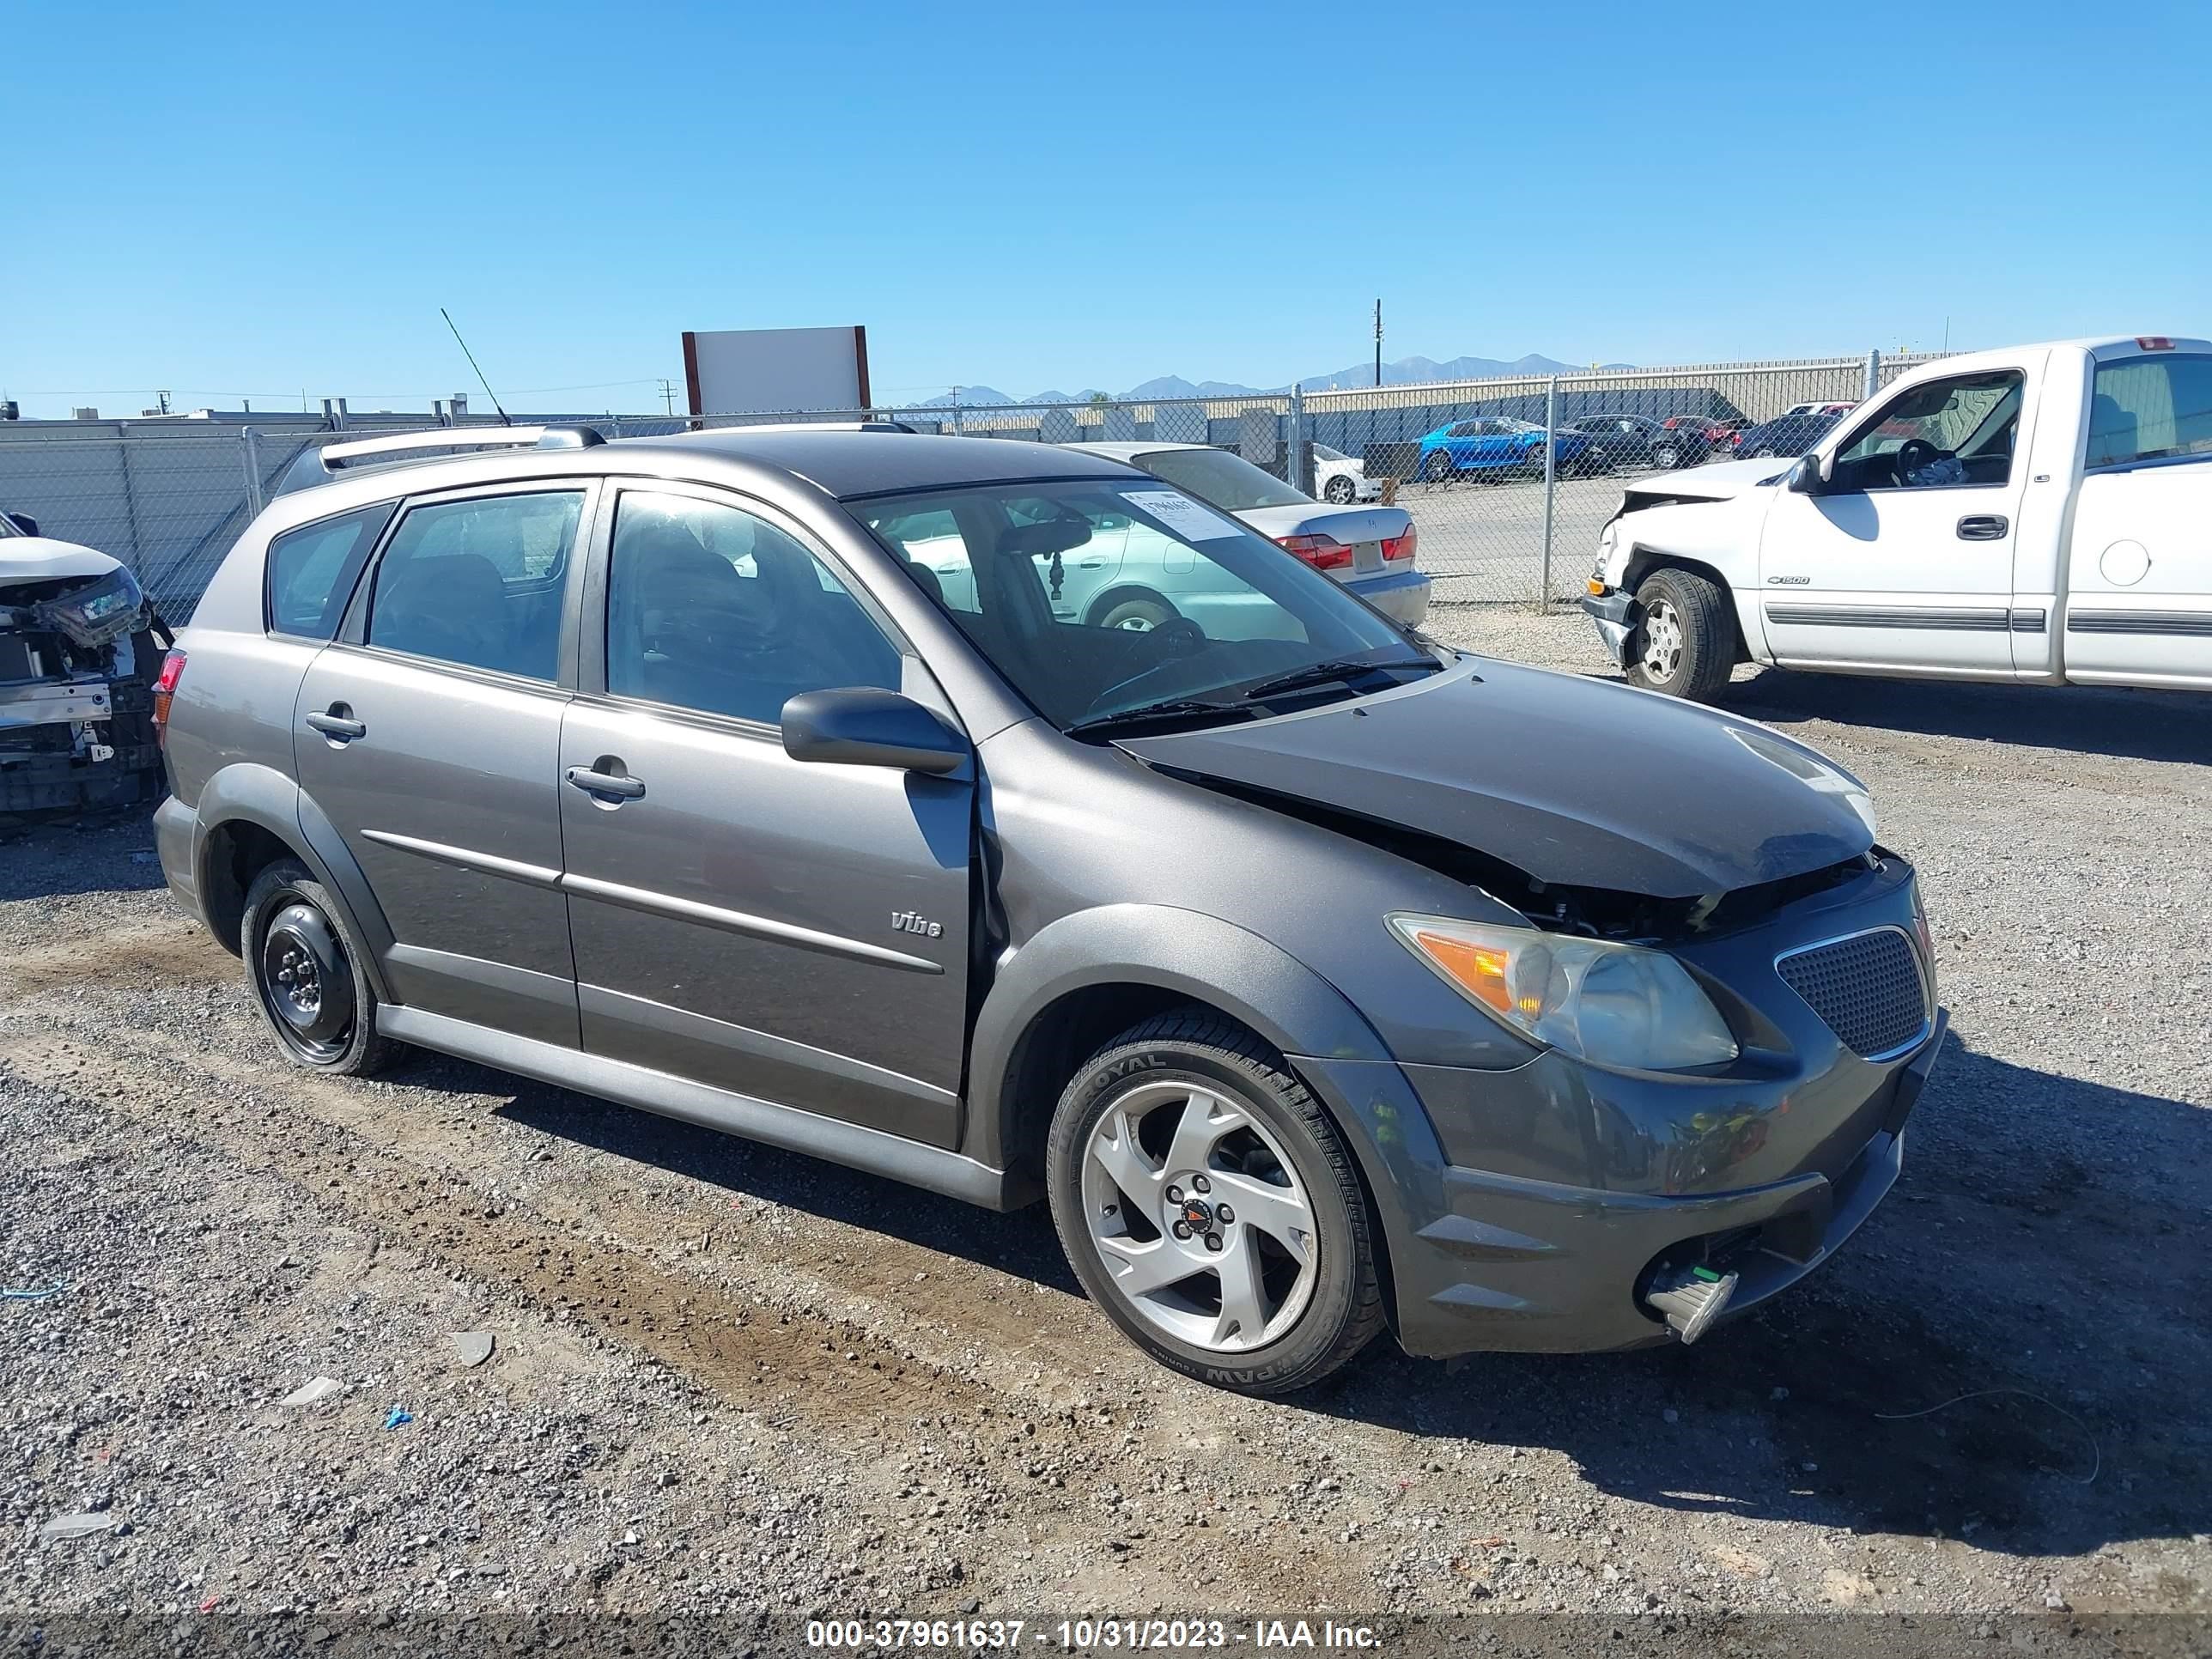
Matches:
[[1121, 489, 1242, 541]]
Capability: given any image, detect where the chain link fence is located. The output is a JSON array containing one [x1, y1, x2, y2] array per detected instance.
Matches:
[[0, 352, 1941, 621]]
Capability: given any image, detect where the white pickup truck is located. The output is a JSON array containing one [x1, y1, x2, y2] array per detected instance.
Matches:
[[1581, 335, 2212, 698]]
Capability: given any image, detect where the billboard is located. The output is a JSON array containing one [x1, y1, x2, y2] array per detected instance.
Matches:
[[681, 325, 872, 416]]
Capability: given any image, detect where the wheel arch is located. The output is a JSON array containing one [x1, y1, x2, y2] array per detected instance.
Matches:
[[190, 762, 396, 998], [1620, 548, 1751, 665]]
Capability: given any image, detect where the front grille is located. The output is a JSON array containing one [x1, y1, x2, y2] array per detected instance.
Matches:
[[1776, 927, 1929, 1059]]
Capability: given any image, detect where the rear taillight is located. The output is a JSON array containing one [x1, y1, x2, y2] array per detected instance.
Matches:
[[152, 648, 185, 745], [1380, 524, 1417, 562], [1662, 416, 1681, 428], [1275, 534, 1354, 571]]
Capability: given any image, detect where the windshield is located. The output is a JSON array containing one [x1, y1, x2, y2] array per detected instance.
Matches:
[[1129, 447, 1310, 512], [860, 478, 1420, 731], [1310, 442, 1347, 462]]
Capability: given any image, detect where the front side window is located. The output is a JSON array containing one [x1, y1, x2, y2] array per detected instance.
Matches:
[[366, 490, 583, 679], [1834, 371, 2023, 489], [266, 503, 391, 639], [2087, 353, 2212, 469], [861, 479, 1422, 732], [605, 490, 902, 726], [1131, 447, 1307, 512]]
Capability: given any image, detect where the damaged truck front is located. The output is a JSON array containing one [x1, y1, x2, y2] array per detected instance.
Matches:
[[0, 510, 171, 819]]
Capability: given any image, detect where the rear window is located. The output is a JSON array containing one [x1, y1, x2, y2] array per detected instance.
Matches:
[[1130, 447, 1306, 512], [265, 504, 392, 639], [2087, 354, 2212, 469]]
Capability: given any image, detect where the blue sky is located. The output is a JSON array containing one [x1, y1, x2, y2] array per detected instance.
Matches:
[[8, 0, 2208, 417]]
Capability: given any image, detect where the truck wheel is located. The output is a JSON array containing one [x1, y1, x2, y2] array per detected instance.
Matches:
[[1046, 1008, 1385, 1395], [1626, 568, 1735, 701], [242, 860, 399, 1076]]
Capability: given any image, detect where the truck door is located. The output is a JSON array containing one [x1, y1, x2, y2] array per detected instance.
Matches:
[[2058, 346, 2212, 689], [1758, 364, 2035, 677]]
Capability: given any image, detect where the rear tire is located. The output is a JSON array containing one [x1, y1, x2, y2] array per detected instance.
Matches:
[[1323, 476, 1357, 504], [1046, 1009, 1385, 1395], [242, 860, 398, 1076], [1625, 568, 1735, 701], [1650, 443, 1680, 471], [1423, 450, 1455, 483]]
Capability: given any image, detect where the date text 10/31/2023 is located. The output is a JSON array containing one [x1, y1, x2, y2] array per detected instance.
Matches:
[[805, 1619, 1385, 1650]]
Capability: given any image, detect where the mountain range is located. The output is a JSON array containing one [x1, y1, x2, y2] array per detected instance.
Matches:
[[917, 353, 1636, 408]]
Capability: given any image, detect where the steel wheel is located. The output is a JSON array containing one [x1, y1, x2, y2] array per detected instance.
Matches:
[[241, 860, 398, 1076], [1639, 595, 1685, 683], [1078, 1078, 1318, 1354]]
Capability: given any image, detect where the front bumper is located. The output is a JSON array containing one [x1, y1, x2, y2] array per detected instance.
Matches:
[[1581, 588, 1635, 665], [1305, 1014, 1943, 1358]]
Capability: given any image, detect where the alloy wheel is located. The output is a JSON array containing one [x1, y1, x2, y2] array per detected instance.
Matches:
[[1079, 1079, 1318, 1353]]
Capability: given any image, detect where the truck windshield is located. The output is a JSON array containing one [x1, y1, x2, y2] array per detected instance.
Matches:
[[2088, 354, 2212, 468]]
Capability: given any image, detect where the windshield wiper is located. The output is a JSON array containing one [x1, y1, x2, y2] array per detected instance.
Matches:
[[1236, 656, 1440, 702], [1064, 697, 1252, 738]]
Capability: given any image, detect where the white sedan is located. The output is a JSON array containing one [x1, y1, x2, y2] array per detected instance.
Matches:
[[1311, 441, 1382, 503]]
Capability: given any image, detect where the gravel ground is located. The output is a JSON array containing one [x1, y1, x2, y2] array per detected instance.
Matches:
[[3, 608, 2209, 1642]]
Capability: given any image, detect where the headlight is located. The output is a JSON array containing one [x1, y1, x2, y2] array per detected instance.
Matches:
[[1388, 914, 1738, 1071]]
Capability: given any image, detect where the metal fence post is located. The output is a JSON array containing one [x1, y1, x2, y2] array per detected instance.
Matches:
[[1287, 383, 1304, 491], [1539, 374, 1559, 610], [240, 428, 264, 520], [1864, 349, 1881, 400]]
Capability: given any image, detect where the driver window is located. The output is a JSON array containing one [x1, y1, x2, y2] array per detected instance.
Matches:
[[605, 490, 902, 726], [1834, 371, 2024, 489]]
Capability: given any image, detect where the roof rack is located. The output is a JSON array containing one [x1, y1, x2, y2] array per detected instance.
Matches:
[[319, 424, 605, 469], [270, 423, 606, 499]]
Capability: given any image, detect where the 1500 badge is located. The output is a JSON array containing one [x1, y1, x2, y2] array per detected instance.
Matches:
[[1767, 574, 1811, 585]]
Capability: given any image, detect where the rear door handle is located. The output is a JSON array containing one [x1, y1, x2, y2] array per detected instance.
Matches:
[[564, 765, 646, 801], [1956, 514, 2008, 541], [304, 710, 367, 742]]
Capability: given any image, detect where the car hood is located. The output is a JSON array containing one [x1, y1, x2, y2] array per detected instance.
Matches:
[[0, 536, 124, 585], [1233, 502, 1412, 541], [1116, 657, 1874, 898], [1628, 456, 1794, 501]]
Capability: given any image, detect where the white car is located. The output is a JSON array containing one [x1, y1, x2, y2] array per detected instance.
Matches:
[[1583, 335, 2212, 697], [1310, 441, 1382, 504], [1070, 442, 1428, 627]]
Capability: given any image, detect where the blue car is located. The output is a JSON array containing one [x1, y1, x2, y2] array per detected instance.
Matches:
[[1416, 416, 1591, 482]]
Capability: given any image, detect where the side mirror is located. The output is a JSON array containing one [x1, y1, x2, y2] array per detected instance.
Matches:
[[1784, 455, 1825, 495], [781, 687, 969, 775], [2, 512, 39, 537]]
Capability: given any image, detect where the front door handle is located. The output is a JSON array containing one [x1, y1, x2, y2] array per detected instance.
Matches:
[[304, 709, 367, 742], [1957, 514, 2008, 541], [564, 764, 646, 802]]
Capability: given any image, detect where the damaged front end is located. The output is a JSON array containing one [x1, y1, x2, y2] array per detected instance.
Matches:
[[1, 560, 168, 819]]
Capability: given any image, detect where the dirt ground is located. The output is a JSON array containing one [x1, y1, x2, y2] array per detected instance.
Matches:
[[3, 606, 2209, 1646]]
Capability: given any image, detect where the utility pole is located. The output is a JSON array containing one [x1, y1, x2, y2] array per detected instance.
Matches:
[[657, 379, 676, 416], [1373, 300, 1383, 388]]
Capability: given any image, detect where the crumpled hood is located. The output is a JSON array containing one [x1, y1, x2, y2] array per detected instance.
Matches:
[[1117, 657, 1874, 899], [1629, 457, 1794, 501], [0, 536, 124, 585]]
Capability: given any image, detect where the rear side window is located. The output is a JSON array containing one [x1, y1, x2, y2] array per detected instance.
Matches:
[[2088, 354, 2212, 469], [366, 491, 584, 680], [265, 505, 391, 639]]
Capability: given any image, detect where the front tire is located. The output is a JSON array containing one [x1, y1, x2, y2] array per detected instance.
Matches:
[[1046, 1010, 1385, 1395], [243, 860, 398, 1075], [1625, 568, 1735, 701]]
